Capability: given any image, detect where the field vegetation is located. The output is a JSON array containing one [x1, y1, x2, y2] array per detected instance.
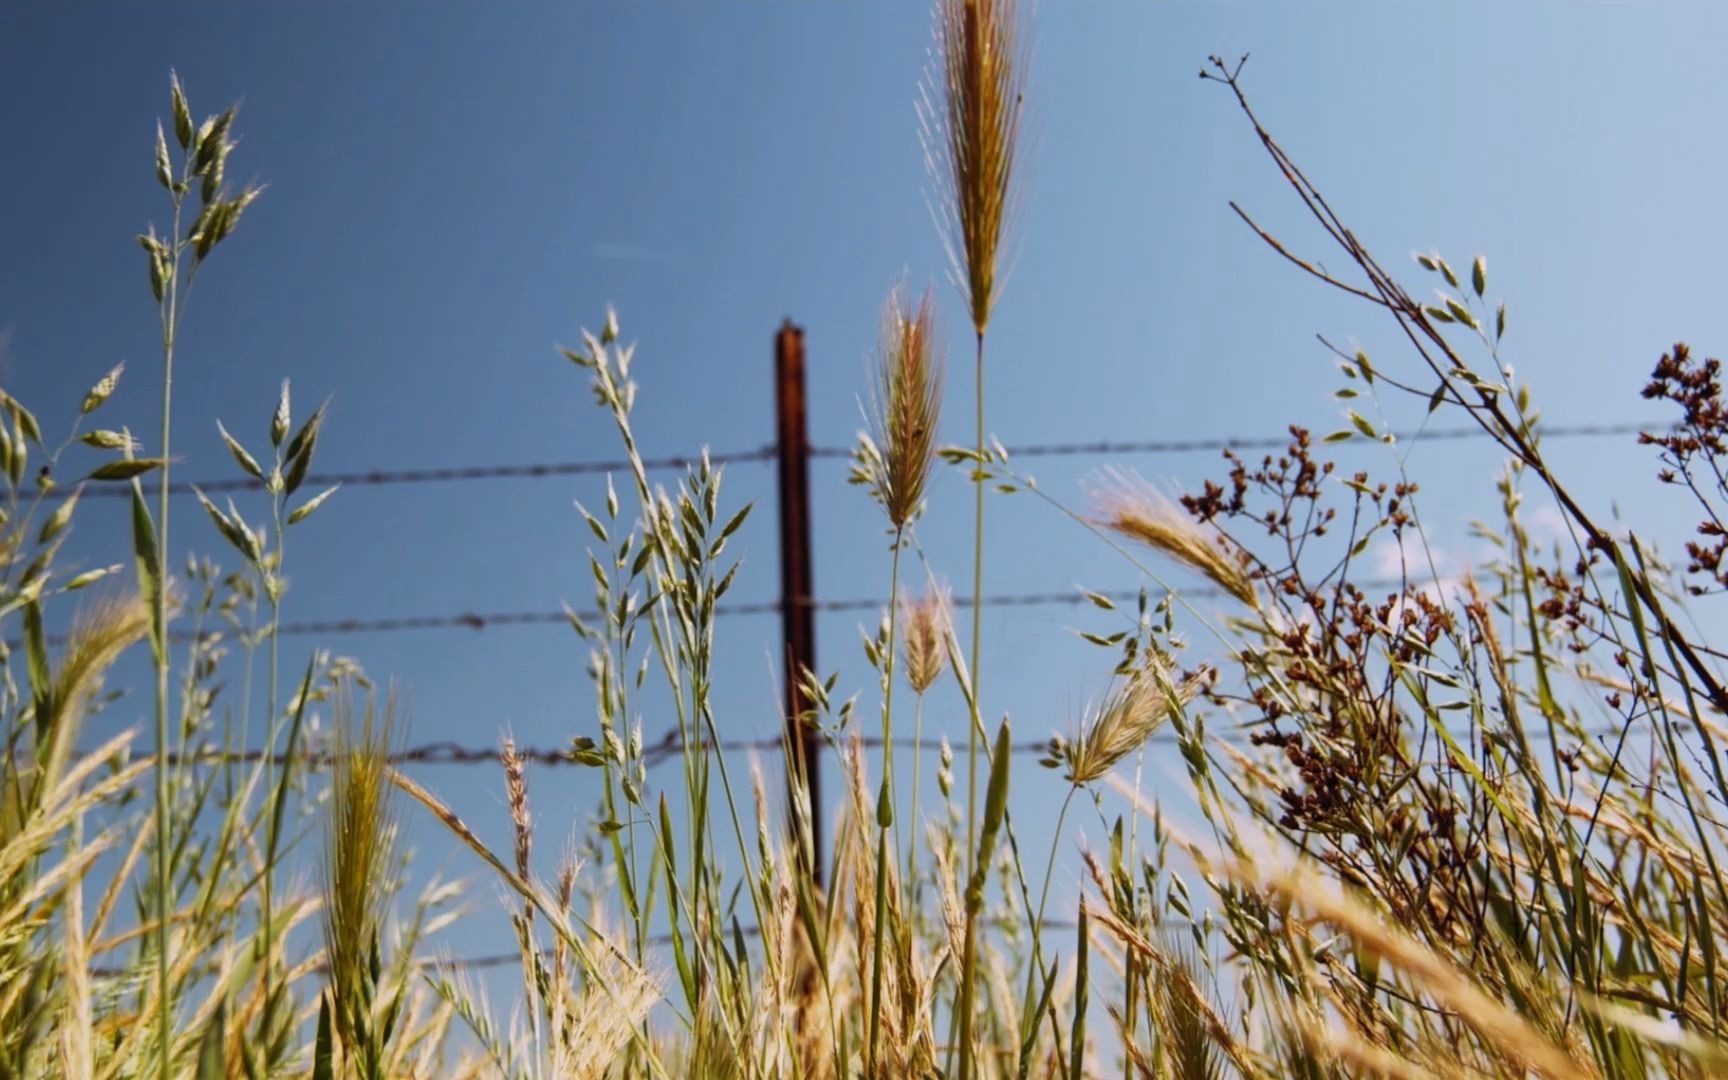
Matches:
[[4, 4, 1726, 1078]]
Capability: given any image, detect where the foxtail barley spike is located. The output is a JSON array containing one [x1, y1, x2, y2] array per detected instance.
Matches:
[[902, 583, 952, 695], [923, 0, 1027, 335], [868, 283, 945, 528], [1059, 663, 1208, 786], [1089, 467, 1258, 607]]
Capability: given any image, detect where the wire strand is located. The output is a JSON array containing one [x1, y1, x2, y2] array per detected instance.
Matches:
[[76, 422, 1648, 498], [113, 718, 1623, 774], [20, 578, 1413, 647]]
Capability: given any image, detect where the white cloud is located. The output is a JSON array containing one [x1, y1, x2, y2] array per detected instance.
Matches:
[[1367, 531, 1449, 581]]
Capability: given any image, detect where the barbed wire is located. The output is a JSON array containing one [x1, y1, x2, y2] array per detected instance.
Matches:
[[76, 421, 1647, 499], [145, 733, 1068, 771], [99, 917, 1085, 977], [79, 447, 780, 499], [23, 576, 1420, 648], [51, 389, 1663, 979], [127, 714, 1622, 777], [425, 916, 1084, 971], [245, 587, 1176, 640], [813, 421, 1647, 461]]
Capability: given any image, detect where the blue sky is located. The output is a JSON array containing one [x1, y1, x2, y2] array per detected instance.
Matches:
[[5, 0, 1728, 985]]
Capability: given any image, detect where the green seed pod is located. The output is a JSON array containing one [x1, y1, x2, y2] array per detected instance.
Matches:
[[154, 122, 172, 190], [272, 380, 291, 446], [170, 72, 193, 149]]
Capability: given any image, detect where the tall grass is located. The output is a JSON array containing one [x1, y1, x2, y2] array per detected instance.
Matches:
[[7, 17, 1728, 1080], [917, 0, 1027, 1070]]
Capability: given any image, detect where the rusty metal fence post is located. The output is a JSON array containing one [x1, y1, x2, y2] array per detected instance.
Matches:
[[774, 319, 822, 883]]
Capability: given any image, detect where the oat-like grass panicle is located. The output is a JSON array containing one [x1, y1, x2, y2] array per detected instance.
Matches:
[[864, 283, 945, 529], [1089, 467, 1258, 607], [902, 582, 952, 695], [321, 686, 402, 1047], [1060, 663, 1208, 786], [922, 0, 1027, 335]]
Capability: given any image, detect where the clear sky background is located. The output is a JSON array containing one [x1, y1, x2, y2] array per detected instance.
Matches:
[[5, 0, 1728, 987]]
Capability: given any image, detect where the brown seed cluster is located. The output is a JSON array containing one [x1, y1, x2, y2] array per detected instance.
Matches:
[[1180, 426, 1340, 540], [1177, 427, 1503, 939], [1641, 342, 1728, 594]]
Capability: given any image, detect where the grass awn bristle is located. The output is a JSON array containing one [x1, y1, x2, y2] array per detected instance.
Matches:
[[871, 283, 944, 529], [902, 582, 952, 696], [1088, 467, 1258, 607], [1057, 663, 1207, 786], [922, 0, 1027, 336]]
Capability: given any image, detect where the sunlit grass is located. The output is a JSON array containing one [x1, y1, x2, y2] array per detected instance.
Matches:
[[3, 25, 1728, 1080]]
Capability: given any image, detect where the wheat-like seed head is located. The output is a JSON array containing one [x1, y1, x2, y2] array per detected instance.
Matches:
[[901, 580, 952, 694], [500, 731, 538, 993], [863, 283, 944, 528], [921, 0, 1026, 335], [321, 686, 403, 1045], [1089, 467, 1258, 608], [1059, 662, 1207, 786], [555, 942, 661, 1080], [38, 591, 151, 792], [927, 827, 968, 967], [500, 735, 531, 886], [549, 848, 579, 1032]]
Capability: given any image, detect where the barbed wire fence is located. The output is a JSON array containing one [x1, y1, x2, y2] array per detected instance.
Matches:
[[44, 416, 1660, 974], [46, 415, 1659, 765], [73, 421, 1647, 499]]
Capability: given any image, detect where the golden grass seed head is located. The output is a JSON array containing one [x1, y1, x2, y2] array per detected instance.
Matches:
[[33, 591, 152, 793], [922, 0, 1027, 335], [1089, 467, 1257, 607], [501, 735, 531, 885], [321, 685, 404, 1044], [902, 581, 952, 694], [1062, 662, 1207, 785], [863, 282, 944, 528]]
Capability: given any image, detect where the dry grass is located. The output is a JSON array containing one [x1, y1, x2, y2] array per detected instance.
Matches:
[[1054, 660, 1208, 786], [1088, 467, 1257, 608], [902, 583, 951, 697], [922, 0, 1026, 336], [11, 17, 1728, 1080], [867, 283, 944, 530], [321, 688, 403, 1065]]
